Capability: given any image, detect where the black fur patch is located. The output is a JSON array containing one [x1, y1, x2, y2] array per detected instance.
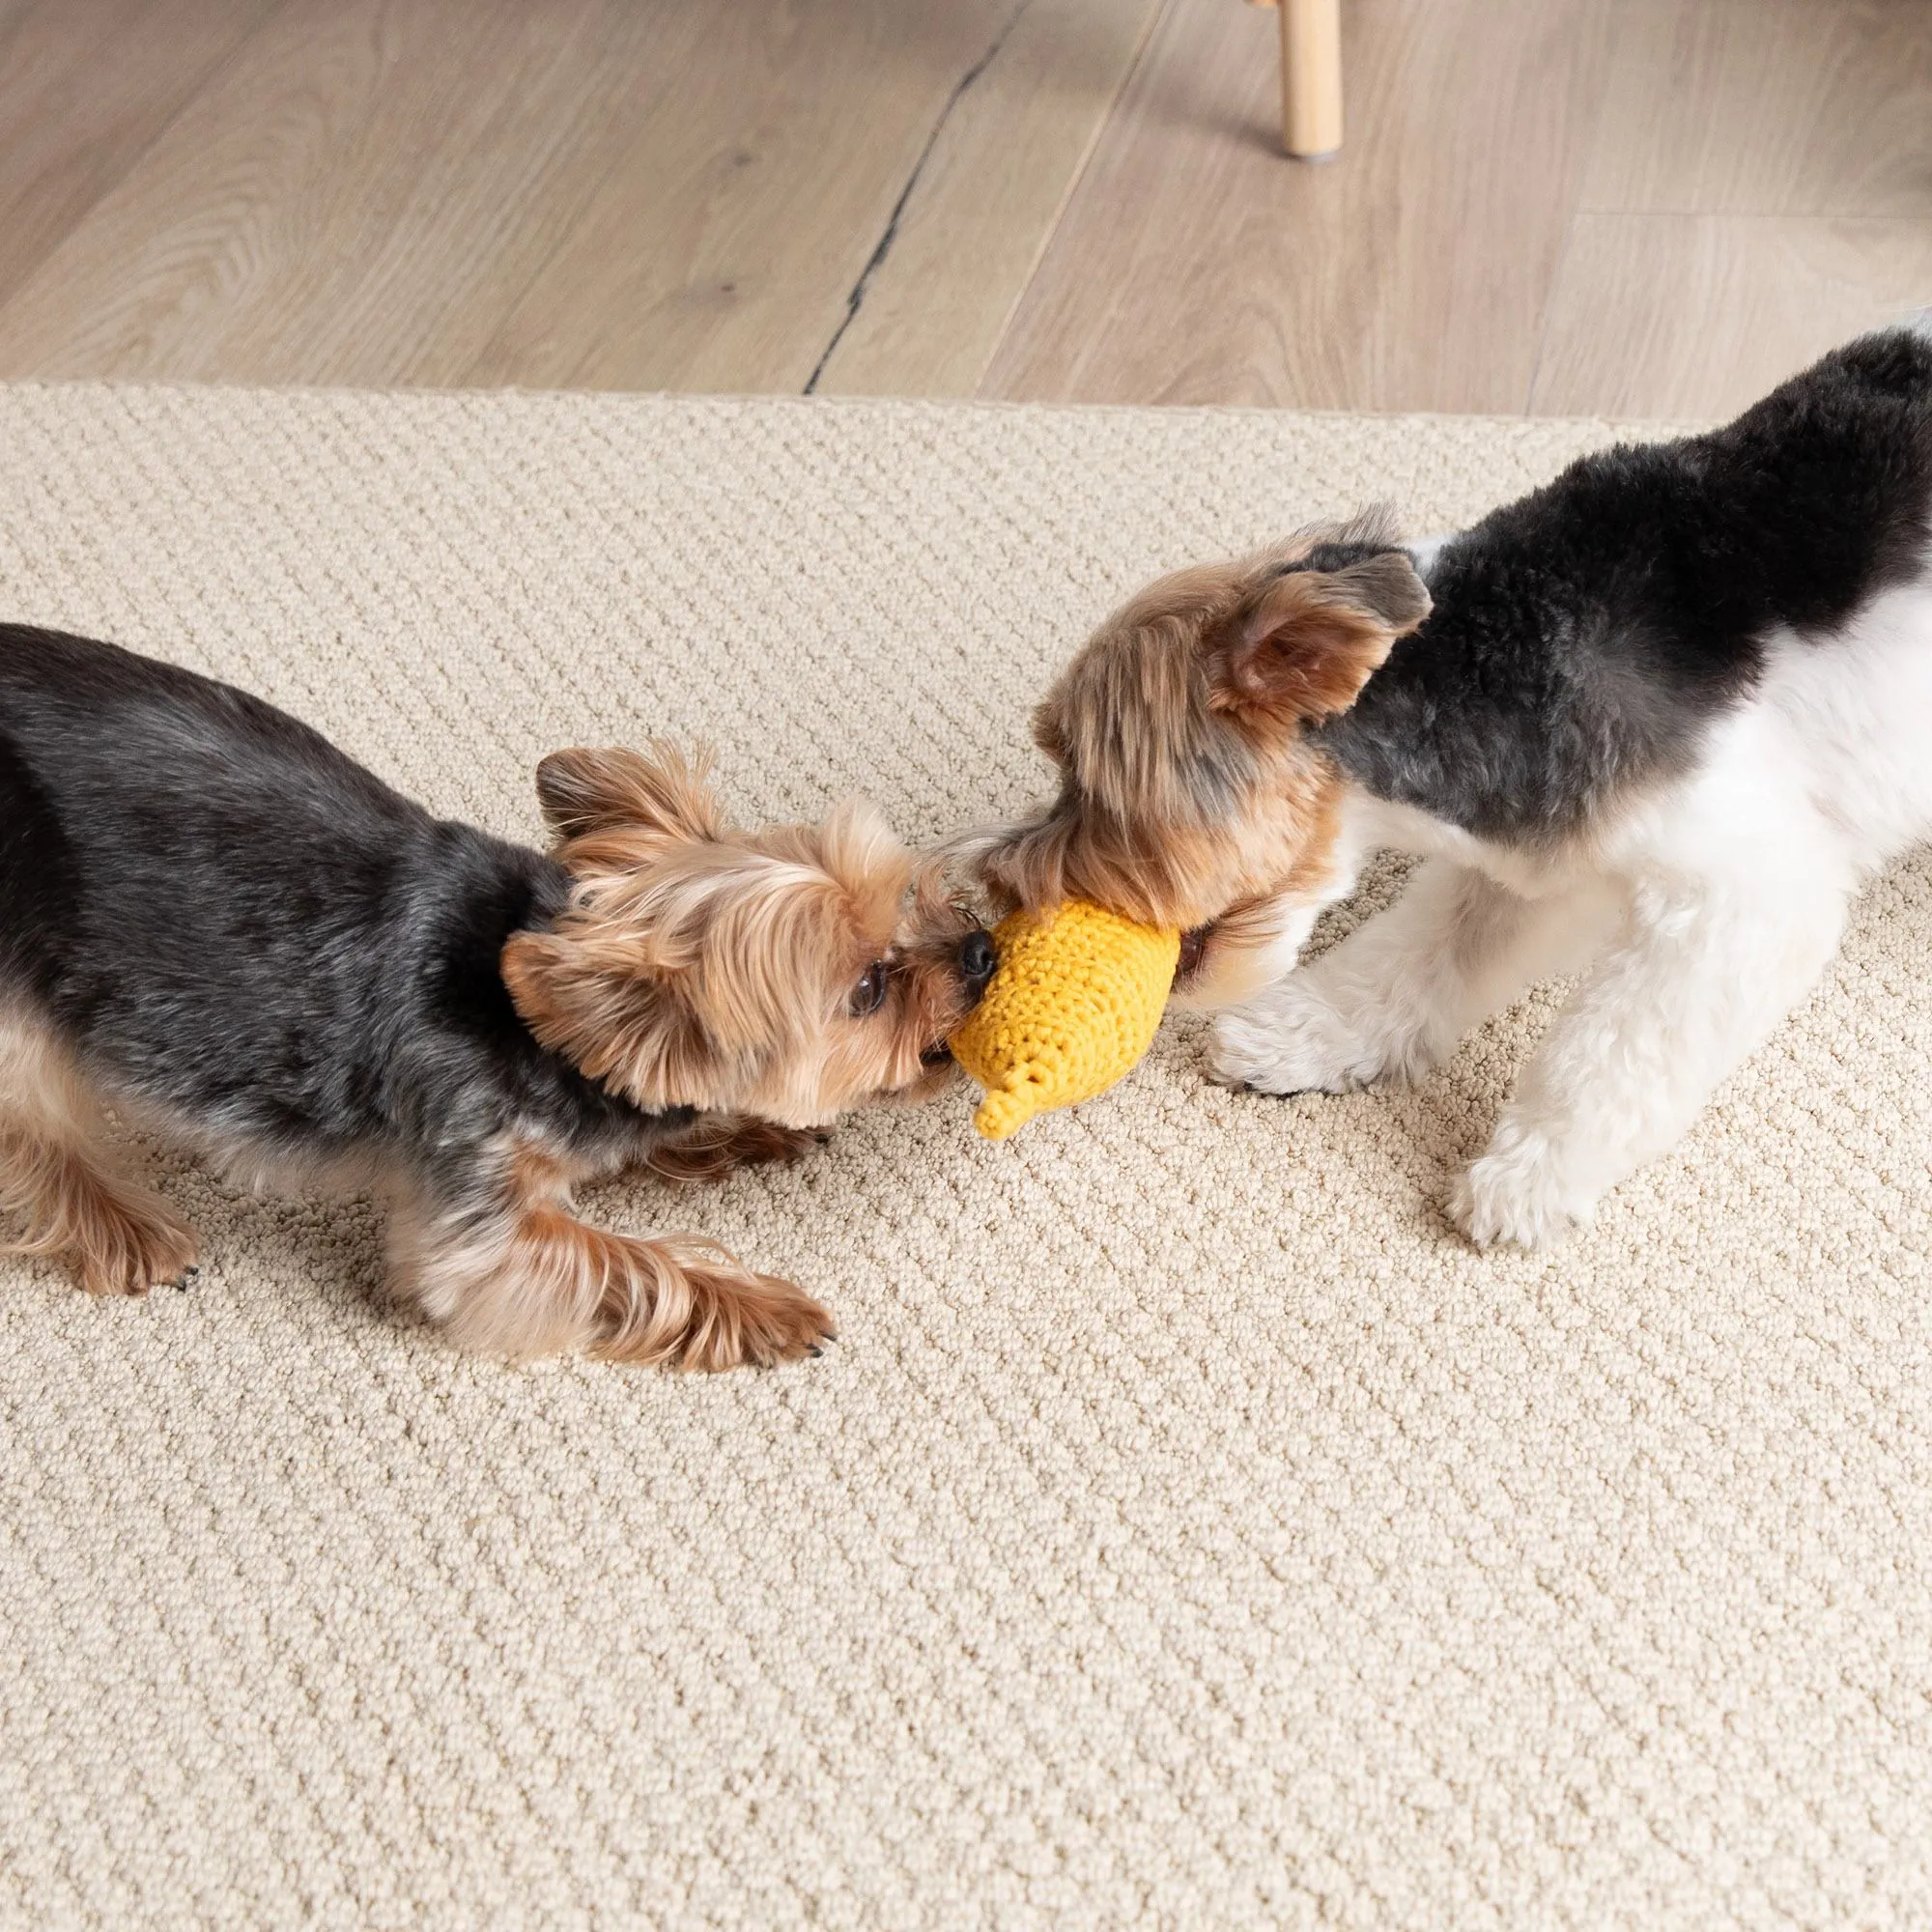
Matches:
[[1311, 326, 1932, 841], [0, 626, 685, 1210]]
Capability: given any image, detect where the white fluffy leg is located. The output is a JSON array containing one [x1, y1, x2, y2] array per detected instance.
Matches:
[[1450, 875, 1850, 1249], [1209, 861, 1613, 1095]]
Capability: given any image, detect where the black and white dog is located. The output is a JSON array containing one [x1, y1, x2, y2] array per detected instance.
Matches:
[[980, 319, 1932, 1246]]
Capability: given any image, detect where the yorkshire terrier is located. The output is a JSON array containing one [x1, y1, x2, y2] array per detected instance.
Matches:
[[975, 320, 1932, 1248], [0, 625, 994, 1366]]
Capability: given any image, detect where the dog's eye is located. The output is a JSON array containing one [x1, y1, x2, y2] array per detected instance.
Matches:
[[849, 961, 889, 1017]]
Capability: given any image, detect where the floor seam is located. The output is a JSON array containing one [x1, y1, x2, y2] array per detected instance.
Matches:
[[802, 0, 1036, 395]]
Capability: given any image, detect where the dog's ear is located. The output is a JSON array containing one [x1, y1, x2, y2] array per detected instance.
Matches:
[[1030, 699, 1070, 767], [1214, 552, 1431, 724], [534, 742, 725, 848], [501, 929, 719, 1111], [501, 839, 841, 1113]]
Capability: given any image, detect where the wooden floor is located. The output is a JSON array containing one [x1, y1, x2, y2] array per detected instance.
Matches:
[[2, 0, 1929, 416]]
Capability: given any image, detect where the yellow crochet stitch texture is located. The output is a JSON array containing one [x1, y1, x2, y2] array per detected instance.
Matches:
[[949, 901, 1181, 1141]]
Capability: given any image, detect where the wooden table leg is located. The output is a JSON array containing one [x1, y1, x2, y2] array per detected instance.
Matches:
[[1279, 0, 1343, 159]]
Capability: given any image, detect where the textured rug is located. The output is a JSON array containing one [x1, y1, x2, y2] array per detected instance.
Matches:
[[1, 387, 1928, 1931]]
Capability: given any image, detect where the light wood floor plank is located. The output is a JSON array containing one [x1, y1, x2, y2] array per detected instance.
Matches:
[[0, 0, 1024, 392], [980, 0, 1617, 412], [0, 0, 682, 384], [1530, 213, 1932, 418], [462, 1, 1019, 392], [2, 0, 1927, 414], [1581, 0, 1932, 218], [810, 0, 1170, 398], [0, 0, 284, 312]]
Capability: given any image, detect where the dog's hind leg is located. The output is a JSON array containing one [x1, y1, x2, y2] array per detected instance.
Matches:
[[0, 1006, 199, 1295], [389, 1134, 835, 1368]]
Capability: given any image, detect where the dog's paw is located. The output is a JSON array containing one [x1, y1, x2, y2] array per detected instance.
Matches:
[[670, 1264, 836, 1373], [1447, 1127, 1596, 1251], [1208, 979, 1403, 1095], [75, 1191, 200, 1297]]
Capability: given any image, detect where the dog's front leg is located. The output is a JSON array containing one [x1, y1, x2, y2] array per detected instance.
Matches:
[[641, 1114, 829, 1184], [390, 1136, 834, 1368], [1209, 860, 1614, 1095], [1450, 873, 1850, 1249]]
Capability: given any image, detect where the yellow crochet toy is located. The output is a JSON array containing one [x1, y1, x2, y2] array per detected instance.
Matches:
[[948, 901, 1181, 1140]]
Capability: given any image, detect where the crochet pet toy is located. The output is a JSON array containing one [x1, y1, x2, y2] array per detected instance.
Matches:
[[948, 901, 1180, 1140]]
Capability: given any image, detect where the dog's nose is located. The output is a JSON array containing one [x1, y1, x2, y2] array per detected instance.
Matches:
[[959, 927, 997, 994]]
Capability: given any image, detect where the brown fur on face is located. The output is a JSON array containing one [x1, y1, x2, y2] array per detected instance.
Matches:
[[501, 744, 981, 1129], [977, 511, 1430, 1007]]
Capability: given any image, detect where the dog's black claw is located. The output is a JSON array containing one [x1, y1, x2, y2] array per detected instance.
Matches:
[[173, 1264, 201, 1293]]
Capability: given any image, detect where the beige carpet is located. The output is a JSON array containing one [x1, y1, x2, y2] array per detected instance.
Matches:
[[2, 386, 1928, 1930]]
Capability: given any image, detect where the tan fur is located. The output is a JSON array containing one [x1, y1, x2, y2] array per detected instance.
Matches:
[[0, 1006, 198, 1295], [390, 1133, 831, 1368], [644, 1116, 824, 1183], [1177, 783, 1348, 1008], [1214, 568, 1402, 724], [534, 741, 725, 848], [980, 517, 1427, 1002], [504, 749, 980, 1129]]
